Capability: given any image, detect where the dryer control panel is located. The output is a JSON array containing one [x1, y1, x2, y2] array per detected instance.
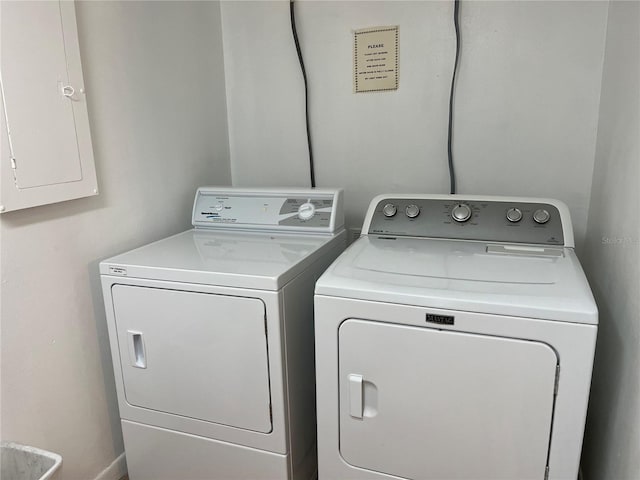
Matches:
[[363, 194, 572, 247], [192, 187, 344, 234]]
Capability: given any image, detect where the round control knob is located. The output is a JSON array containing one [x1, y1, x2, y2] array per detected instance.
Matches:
[[382, 203, 397, 217], [451, 203, 472, 223], [405, 204, 420, 219], [214, 204, 224, 212], [297, 202, 316, 221], [533, 209, 551, 224], [506, 207, 523, 223]]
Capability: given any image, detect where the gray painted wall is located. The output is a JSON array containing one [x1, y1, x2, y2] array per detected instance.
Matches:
[[220, 0, 608, 249], [581, 1, 640, 478], [0, 2, 230, 478]]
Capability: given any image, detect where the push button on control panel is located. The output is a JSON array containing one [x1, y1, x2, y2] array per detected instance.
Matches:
[[533, 209, 551, 224], [405, 204, 420, 218], [506, 208, 523, 223], [382, 203, 397, 217]]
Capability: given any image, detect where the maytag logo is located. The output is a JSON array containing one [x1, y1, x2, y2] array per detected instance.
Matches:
[[426, 313, 454, 325]]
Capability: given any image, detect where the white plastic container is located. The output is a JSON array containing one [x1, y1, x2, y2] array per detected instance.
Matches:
[[1, 442, 62, 480]]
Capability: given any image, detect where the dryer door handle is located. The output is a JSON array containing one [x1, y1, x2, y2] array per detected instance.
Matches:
[[348, 374, 364, 419], [127, 330, 147, 369]]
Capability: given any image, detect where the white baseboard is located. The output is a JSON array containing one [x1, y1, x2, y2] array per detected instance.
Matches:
[[94, 452, 127, 480]]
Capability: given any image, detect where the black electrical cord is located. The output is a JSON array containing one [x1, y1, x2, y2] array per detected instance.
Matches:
[[447, 0, 461, 194], [290, 0, 316, 188]]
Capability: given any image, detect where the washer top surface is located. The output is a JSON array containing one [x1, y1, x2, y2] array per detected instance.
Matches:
[[316, 194, 597, 324], [101, 228, 343, 291], [316, 236, 596, 323]]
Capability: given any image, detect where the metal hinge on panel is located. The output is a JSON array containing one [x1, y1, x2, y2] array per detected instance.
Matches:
[[554, 365, 560, 396], [544, 465, 550, 480], [9, 156, 18, 184]]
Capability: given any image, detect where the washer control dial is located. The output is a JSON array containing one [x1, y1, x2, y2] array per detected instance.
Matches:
[[451, 203, 472, 223], [533, 209, 550, 224], [405, 204, 420, 218], [506, 207, 523, 223], [382, 203, 397, 217], [297, 202, 316, 221]]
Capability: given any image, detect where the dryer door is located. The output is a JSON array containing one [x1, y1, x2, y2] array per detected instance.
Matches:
[[111, 285, 272, 433], [339, 319, 558, 480]]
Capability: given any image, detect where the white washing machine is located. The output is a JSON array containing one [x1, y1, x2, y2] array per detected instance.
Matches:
[[100, 187, 345, 480], [314, 194, 597, 480]]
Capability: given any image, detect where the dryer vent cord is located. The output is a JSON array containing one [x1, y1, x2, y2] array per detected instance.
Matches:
[[447, 0, 461, 194], [290, 0, 316, 188]]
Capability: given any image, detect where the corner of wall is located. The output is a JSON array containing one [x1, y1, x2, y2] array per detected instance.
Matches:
[[216, 0, 235, 187], [582, 0, 611, 244]]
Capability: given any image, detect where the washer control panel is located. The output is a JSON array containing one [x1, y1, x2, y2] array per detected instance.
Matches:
[[366, 196, 567, 246], [192, 187, 344, 233]]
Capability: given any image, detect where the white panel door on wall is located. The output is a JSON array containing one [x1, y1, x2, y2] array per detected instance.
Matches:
[[0, 0, 97, 213], [339, 319, 558, 480]]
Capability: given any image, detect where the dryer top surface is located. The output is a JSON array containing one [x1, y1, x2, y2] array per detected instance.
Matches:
[[315, 236, 597, 324], [100, 228, 344, 290]]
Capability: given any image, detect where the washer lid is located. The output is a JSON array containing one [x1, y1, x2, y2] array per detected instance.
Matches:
[[315, 236, 597, 324], [100, 229, 343, 290]]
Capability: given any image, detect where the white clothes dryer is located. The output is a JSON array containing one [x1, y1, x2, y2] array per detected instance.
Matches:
[[101, 187, 345, 480], [314, 194, 597, 480]]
